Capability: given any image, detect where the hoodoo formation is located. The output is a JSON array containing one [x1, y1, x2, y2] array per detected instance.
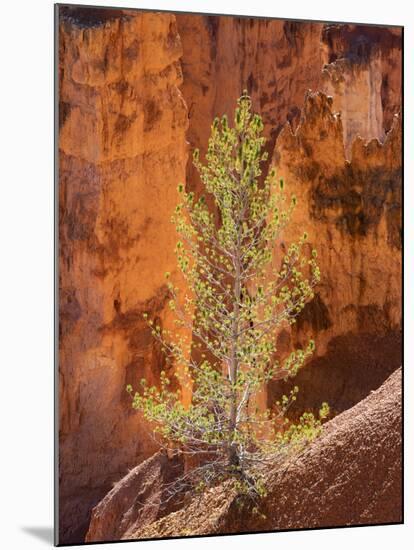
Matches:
[[58, 7, 402, 543]]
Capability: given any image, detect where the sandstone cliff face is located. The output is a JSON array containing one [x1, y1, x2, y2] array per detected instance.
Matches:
[[177, 16, 326, 194], [320, 24, 402, 155], [129, 368, 402, 539], [177, 17, 402, 177], [58, 7, 402, 543], [58, 7, 188, 543], [268, 92, 401, 416]]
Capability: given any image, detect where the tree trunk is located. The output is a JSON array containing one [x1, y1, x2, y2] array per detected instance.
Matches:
[[228, 245, 241, 468]]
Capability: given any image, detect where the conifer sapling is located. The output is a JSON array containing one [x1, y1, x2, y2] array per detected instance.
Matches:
[[127, 91, 329, 498]]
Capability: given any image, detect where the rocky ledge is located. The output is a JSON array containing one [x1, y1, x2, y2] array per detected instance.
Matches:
[[85, 367, 402, 540]]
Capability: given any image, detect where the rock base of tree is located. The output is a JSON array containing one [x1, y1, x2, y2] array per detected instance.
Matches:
[[120, 367, 402, 539]]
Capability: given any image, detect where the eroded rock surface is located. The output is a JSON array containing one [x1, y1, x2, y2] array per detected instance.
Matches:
[[177, 16, 326, 194], [268, 91, 401, 417], [129, 367, 402, 539], [58, 7, 188, 543], [85, 451, 184, 542], [321, 24, 402, 148]]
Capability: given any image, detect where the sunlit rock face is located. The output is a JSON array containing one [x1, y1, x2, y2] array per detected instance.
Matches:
[[268, 92, 401, 417], [58, 7, 401, 543], [58, 7, 188, 543]]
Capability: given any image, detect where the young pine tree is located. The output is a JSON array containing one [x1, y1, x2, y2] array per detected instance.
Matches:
[[127, 92, 328, 497]]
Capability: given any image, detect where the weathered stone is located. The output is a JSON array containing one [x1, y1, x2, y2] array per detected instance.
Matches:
[[58, 7, 188, 543], [85, 451, 184, 542], [267, 92, 401, 416]]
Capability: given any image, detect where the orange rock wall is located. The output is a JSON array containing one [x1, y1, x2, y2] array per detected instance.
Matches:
[[58, 7, 402, 543], [269, 93, 401, 415], [58, 7, 188, 543]]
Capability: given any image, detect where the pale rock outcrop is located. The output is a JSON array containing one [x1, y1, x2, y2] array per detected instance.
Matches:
[[320, 24, 402, 155]]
